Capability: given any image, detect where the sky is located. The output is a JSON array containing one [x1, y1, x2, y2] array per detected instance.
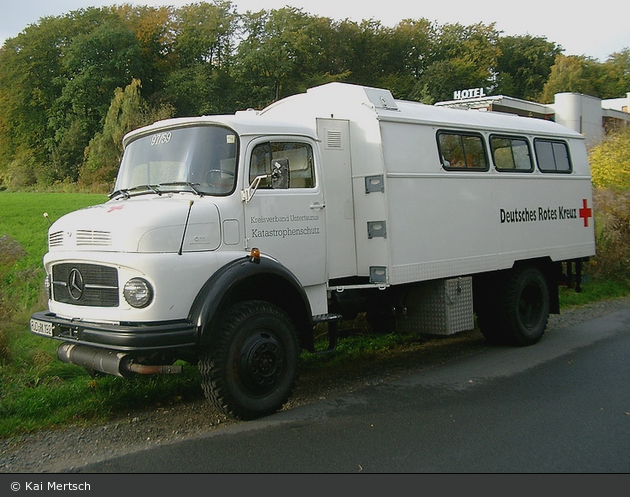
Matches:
[[0, 0, 628, 62]]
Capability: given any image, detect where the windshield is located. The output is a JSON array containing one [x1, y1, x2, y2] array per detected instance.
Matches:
[[114, 125, 238, 197]]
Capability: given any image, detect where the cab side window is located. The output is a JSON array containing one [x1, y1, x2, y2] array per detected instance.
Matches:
[[250, 142, 315, 188], [438, 131, 488, 171]]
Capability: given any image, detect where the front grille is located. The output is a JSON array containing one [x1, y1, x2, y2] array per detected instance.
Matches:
[[52, 263, 119, 307]]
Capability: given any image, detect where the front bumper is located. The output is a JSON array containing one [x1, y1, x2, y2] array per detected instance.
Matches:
[[29, 311, 198, 352]]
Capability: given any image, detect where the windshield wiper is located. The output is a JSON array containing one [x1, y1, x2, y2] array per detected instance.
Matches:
[[109, 185, 161, 200], [158, 182, 203, 196], [108, 189, 130, 200]]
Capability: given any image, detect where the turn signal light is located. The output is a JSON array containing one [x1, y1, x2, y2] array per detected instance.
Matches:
[[249, 247, 261, 264]]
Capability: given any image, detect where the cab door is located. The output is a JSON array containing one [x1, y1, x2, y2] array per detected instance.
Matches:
[[243, 139, 327, 288]]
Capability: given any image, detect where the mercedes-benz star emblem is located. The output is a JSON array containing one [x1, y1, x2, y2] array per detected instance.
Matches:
[[68, 268, 85, 300]]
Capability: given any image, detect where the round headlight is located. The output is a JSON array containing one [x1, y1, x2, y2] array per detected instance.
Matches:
[[123, 278, 153, 308]]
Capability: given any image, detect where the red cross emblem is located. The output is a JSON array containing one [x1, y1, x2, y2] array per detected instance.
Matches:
[[579, 199, 592, 227]]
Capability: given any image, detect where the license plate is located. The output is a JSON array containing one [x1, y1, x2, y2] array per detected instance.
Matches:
[[30, 318, 53, 337]]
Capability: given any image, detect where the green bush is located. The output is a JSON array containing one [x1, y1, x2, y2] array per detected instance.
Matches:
[[590, 188, 630, 282], [587, 128, 630, 282], [590, 127, 630, 190]]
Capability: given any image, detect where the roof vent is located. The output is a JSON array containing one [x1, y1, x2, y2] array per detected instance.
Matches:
[[364, 88, 398, 110]]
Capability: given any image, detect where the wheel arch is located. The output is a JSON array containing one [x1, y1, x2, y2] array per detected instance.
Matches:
[[189, 256, 314, 351], [473, 257, 560, 315]]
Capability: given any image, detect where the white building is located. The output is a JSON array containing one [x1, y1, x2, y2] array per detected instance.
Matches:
[[436, 90, 630, 148]]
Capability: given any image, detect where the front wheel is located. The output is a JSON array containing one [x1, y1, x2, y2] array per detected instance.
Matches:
[[199, 301, 299, 420]]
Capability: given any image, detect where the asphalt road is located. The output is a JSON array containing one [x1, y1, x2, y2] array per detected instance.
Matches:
[[76, 307, 630, 473]]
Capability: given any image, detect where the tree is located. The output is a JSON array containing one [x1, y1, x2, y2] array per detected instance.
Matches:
[[384, 18, 435, 99], [599, 48, 630, 99], [2, 3, 625, 191], [236, 7, 342, 107], [114, 4, 178, 97], [413, 22, 501, 103], [589, 128, 630, 281], [334, 19, 394, 89], [46, 12, 145, 183], [81, 78, 175, 189], [540, 54, 603, 103], [0, 15, 73, 184], [164, 1, 239, 115], [495, 35, 562, 100], [173, 0, 236, 67]]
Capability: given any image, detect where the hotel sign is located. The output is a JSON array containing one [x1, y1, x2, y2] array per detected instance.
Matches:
[[453, 88, 486, 100]]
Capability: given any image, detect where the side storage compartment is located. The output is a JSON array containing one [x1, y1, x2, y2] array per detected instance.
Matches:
[[397, 277, 474, 335]]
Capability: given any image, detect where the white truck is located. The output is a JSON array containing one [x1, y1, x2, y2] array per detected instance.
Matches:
[[30, 83, 596, 419]]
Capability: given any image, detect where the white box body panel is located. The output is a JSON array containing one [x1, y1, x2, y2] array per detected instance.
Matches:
[[263, 83, 595, 287]]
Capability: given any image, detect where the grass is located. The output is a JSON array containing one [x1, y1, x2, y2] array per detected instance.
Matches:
[[558, 278, 630, 307], [0, 191, 628, 439], [0, 192, 111, 436]]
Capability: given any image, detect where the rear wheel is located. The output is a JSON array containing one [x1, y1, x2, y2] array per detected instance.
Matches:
[[502, 265, 550, 346], [199, 301, 299, 420], [476, 265, 550, 346], [366, 308, 396, 334]]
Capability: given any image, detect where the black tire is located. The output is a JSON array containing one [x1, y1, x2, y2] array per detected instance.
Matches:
[[199, 301, 299, 420], [366, 308, 396, 334], [498, 266, 550, 346], [476, 266, 550, 346], [474, 273, 505, 344], [365, 292, 397, 334], [475, 309, 505, 344]]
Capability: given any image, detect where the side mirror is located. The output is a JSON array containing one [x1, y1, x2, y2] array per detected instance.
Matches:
[[241, 158, 290, 203]]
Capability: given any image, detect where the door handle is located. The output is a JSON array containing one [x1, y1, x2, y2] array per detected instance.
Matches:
[[310, 202, 325, 210]]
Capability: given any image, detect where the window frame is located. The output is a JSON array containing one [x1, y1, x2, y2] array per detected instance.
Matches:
[[534, 138, 573, 174], [489, 134, 534, 173], [116, 124, 239, 196], [249, 140, 317, 189], [437, 130, 489, 172]]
